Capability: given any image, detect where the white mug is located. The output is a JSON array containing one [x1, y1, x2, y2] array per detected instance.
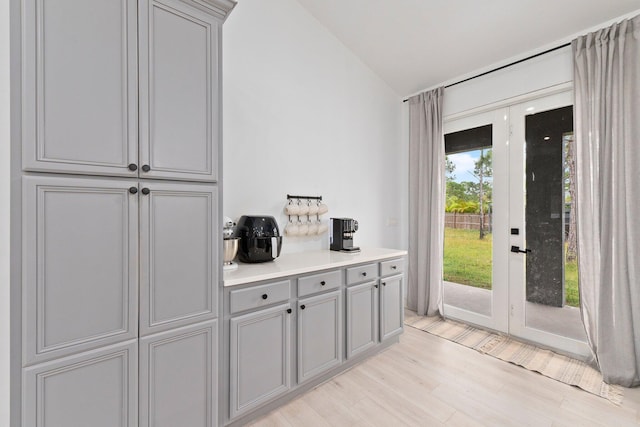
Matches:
[[317, 222, 328, 234], [298, 202, 309, 216], [298, 221, 309, 236], [285, 221, 299, 236], [285, 202, 300, 215], [317, 203, 328, 215], [308, 202, 319, 215], [308, 221, 319, 235]]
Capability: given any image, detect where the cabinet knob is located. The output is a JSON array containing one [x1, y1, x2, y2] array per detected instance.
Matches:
[[300, 304, 306, 310], [286, 308, 292, 314], [374, 284, 379, 288], [391, 265, 397, 270], [262, 294, 268, 300], [141, 188, 150, 195], [362, 272, 367, 277], [382, 282, 386, 286], [141, 164, 151, 172], [128, 186, 138, 194], [128, 163, 138, 171], [320, 281, 326, 286]]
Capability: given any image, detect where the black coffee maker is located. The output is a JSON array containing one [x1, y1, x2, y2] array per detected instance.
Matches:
[[330, 218, 360, 252]]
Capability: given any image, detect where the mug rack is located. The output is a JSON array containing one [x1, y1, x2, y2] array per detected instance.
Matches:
[[284, 194, 328, 236]]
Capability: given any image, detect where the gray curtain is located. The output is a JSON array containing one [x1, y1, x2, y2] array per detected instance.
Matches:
[[407, 88, 444, 316], [573, 14, 640, 387]]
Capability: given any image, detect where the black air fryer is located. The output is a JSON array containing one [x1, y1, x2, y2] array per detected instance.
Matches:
[[234, 215, 282, 263]]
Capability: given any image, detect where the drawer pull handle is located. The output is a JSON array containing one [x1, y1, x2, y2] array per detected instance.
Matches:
[[374, 284, 378, 288], [391, 265, 397, 270], [286, 308, 292, 314], [128, 163, 138, 171], [362, 272, 367, 276], [300, 305, 306, 310], [141, 188, 150, 195], [262, 294, 268, 300], [320, 281, 326, 286], [141, 164, 151, 172], [128, 187, 138, 194], [382, 282, 386, 286]]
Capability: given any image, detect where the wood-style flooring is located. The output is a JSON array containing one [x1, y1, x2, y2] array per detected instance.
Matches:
[[249, 326, 640, 427]]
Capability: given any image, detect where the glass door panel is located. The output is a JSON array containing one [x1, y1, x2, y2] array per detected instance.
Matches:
[[442, 109, 508, 332], [509, 91, 590, 358]]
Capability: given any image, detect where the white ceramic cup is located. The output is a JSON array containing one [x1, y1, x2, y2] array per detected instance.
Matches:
[[285, 221, 299, 236], [298, 220, 309, 236], [317, 203, 329, 215], [308, 202, 319, 215], [298, 202, 309, 216], [285, 202, 300, 215], [308, 221, 319, 235]]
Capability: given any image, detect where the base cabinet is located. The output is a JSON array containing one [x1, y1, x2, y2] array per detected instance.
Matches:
[[229, 304, 292, 419], [139, 320, 217, 427], [380, 274, 404, 341], [297, 290, 342, 383], [22, 340, 138, 427], [346, 281, 379, 359]]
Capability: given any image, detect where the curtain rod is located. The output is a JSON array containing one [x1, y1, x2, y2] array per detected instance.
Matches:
[[402, 42, 571, 102]]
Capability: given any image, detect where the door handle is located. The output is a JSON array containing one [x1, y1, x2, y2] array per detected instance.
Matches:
[[511, 245, 531, 254]]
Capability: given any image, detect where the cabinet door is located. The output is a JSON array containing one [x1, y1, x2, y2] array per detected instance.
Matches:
[[22, 0, 138, 176], [139, 320, 217, 427], [297, 290, 342, 384], [230, 304, 291, 419], [346, 281, 378, 359], [23, 340, 138, 427], [23, 176, 138, 365], [139, 0, 221, 181], [380, 275, 404, 341], [139, 181, 218, 336]]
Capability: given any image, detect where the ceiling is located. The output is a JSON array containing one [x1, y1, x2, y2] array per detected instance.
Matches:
[[295, 0, 640, 96]]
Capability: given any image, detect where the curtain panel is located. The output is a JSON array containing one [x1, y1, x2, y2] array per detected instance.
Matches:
[[573, 14, 640, 387], [407, 88, 445, 316]]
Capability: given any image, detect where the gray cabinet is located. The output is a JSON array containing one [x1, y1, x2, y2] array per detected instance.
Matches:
[[22, 0, 139, 177], [229, 304, 292, 419], [22, 176, 139, 365], [380, 274, 404, 341], [346, 280, 379, 359], [297, 290, 342, 384], [22, 340, 138, 427], [138, 0, 221, 182], [139, 320, 218, 427], [139, 181, 218, 336], [23, 0, 225, 182]]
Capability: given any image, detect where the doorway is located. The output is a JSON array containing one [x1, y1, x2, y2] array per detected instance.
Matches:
[[442, 89, 590, 358]]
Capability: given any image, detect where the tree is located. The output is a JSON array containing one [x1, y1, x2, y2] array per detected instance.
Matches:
[[565, 134, 577, 261], [470, 149, 493, 239]]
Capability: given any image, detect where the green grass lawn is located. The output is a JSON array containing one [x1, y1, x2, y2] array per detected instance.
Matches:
[[443, 227, 579, 307]]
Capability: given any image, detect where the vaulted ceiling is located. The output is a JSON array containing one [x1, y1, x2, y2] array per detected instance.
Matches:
[[295, 0, 640, 96]]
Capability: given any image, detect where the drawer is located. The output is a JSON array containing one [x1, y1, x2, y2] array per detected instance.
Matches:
[[346, 263, 378, 285], [230, 280, 291, 314], [380, 258, 404, 277], [298, 270, 342, 297]]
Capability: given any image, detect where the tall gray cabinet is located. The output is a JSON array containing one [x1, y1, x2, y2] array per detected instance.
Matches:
[[18, 0, 235, 425]]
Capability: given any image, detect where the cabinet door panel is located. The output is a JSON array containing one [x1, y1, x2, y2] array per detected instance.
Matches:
[[22, 0, 138, 176], [139, 0, 220, 181], [23, 340, 138, 427], [380, 275, 404, 341], [140, 182, 218, 335], [230, 304, 291, 419], [346, 281, 378, 359], [23, 176, 138, 365], [140, 320, 217, 427], [297, 291, 342, 384]]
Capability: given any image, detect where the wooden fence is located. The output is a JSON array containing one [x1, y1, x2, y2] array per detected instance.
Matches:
[[445, 213, 492, 231]]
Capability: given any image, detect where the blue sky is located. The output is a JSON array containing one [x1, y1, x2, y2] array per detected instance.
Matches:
[[448, 151, 480, 183]]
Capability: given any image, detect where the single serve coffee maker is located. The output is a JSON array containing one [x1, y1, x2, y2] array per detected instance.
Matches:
[[330, 218, 360, 253]]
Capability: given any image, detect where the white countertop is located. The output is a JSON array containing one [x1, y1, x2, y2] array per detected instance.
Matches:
[[223, 247, 407, 287]]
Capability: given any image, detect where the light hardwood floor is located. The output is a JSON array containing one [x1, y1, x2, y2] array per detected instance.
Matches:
[[249, 326, 640, 427]]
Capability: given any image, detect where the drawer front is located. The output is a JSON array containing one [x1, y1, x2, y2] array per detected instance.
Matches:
[[298, 270, 342, 297], [230, 280, 291, 314], [380, 258, 404, 277], [346, 263, 378, 285]]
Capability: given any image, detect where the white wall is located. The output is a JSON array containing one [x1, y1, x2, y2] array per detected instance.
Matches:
[[0, 0, 10, 423], [222, 0, 405, 254]]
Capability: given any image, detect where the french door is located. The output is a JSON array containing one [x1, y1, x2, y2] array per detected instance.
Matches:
[[442, 88, 591, 358]]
